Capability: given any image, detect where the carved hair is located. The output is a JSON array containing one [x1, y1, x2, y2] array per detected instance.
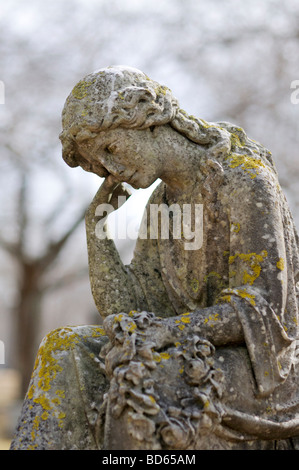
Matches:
[[60, 65, 274, 171]]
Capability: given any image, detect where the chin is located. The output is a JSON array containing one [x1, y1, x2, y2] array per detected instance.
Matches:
[[131, 181, 153, 190], [130, 176, 158, 190]]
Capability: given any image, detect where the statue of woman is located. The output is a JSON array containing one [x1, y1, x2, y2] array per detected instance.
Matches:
[[11, 66, 299, 450]]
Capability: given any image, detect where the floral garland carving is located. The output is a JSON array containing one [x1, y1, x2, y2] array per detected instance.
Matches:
[[102, 311, 224, 449]]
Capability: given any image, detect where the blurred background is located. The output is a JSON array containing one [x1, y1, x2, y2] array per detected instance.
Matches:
[[0, 0, 298, 449]]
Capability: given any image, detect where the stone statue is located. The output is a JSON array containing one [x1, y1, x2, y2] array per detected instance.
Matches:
[[10, 66, 299, 450]]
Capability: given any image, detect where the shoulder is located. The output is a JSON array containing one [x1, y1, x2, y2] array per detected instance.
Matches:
[[220, 153, 279, 201]]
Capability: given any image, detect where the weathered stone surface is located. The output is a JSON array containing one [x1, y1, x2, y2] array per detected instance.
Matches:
[[10, 326, 109, 449], [11, 66, 299, 450]]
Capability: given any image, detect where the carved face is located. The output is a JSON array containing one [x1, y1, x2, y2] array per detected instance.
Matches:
[[76, 127, 164, 188]]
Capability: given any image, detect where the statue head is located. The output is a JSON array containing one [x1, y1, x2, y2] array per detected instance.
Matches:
[[59, 66, 180, 170], [60, 65, 274, 179]]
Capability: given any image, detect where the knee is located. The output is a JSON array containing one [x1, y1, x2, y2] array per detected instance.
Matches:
[[37, 325, 107, 366], [38, 326, 82, 358]]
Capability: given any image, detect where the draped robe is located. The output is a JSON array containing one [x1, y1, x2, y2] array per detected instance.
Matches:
[[11, 140, 299, 450], [126, 150, 299, 445]]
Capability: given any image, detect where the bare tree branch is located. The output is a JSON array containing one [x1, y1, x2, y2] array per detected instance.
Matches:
[[0, 235, 22, 259], [43, 266, 89, 293], [38, 208, 86, 270]]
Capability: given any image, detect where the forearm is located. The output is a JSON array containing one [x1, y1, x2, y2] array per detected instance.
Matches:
[[142, 302, 245, 349], [85, 178, 137, 318], [86, 225, 137, 318], [181, 303, 244, 346], [104, 302, 245, 359]]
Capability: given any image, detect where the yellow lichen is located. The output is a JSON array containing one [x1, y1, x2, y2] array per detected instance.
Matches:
[[235, 288, 256, 306], [276, 258, 285, 271], [160, 352, 171, 360], [91, 327, 105, 337], [72, 78, 96, 100], [153, 351, 172, 363], [231, 222, 241, 233], [129, 310, 138, 317], [31, 416, 40, 442], [33, 394, 52, 411], [219, 294, 232, 303], [114, 314, 124, 323], [36, 332, 79, 392], [190, 278, 199, 293], [230, 132, 245, 149], [27, 384, 35, 400], [203, 271, 222, 283], [55, 390, 65, 399], [175, 313, 192, 330], [154, 84, 170, 96], [27, 328, 84, 433], [41, 411, 49, 421], [229, 250, 268, 285], [149, 395, 156, 404], [179, 312, 191, 324], [226, 153, 266, 179], [51, 397, 61, 406], [203, 313, 219, 327], [126, 322, 137, 333]]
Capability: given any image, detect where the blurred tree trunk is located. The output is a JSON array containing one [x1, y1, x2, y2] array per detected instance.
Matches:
[[15, 262, 43, 397], [0, 164, 87, 397]]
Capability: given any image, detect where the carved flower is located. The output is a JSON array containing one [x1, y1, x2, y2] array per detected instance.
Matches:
[[127, 412, 156, 442], [192, 336, 215, 358], [160, 420, 191, 449], [133, 311, 156, 329], [125, 361, 146, 385], [127, 389, 160, 415], [185, 358, 209, 385]]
